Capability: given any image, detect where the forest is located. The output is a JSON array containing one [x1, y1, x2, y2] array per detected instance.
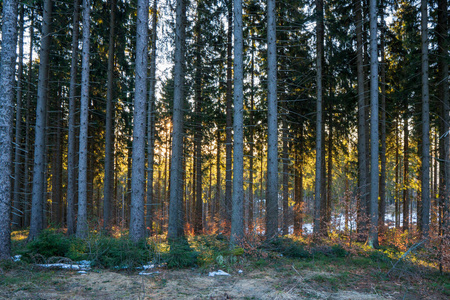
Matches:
[[0, 0, 449, 296]]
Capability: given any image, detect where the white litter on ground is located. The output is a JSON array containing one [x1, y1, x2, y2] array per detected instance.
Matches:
[[139, 271, 161, 276], [208, 270, 230, 277], [36, 260, 91, 271]]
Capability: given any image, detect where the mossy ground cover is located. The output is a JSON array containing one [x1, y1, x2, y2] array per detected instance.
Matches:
[[0, 229, 448, 299]]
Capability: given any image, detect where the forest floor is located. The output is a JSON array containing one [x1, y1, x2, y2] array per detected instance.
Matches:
[[1, 254, 449, 300]]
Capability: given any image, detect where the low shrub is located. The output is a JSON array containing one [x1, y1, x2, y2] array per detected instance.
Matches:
[[165, 238, 198, 269]]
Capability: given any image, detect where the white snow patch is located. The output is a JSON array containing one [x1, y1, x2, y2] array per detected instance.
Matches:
[[208, 270, 230, 277]]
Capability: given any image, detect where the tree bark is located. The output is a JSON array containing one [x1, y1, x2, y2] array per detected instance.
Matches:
[[420, 0, 430, 238], [0, 0, 18, 259], [103, 0, 116, 232], [130, 0, 149, 242], [379, 1, 386, 231], [314, 0, 324, 236], [403, 114, 409, 231], [368, 0, 379, 248], [76, 0, 91, 239], [12, 5, 24, 229], [266, 0, 278, 239], [67, 0, 80, 236], [231, 0, 244, 244], [168, 0, 186, 240], [29, 0, 52, 240]]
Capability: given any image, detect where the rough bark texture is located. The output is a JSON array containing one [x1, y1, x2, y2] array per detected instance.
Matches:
[[231, 0, 244, 244], [29, 0, 52, 240], [168, 0, 186, 240], [266, 0, 278, 239], [421, 0, 430, 238], [313, 0, 324, 236], [103, 0, 116, 232], [0, 0, 18, 260], [130, 0, 149, 243], [67, 0, 80, 236], [379, 2, 386, 230], [368, 0, 379, 248], [77, 0, 91, 239]]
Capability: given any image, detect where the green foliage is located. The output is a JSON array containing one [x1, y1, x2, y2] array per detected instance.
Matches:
[[165, 238, 198, 269], [265, 237, 311, 259], [87, 236, 154, 269], [20, 230, 72, 261]]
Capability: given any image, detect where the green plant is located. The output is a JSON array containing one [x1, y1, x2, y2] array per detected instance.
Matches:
[[165, 238, 198, 269], [20, 230, 72, 261]]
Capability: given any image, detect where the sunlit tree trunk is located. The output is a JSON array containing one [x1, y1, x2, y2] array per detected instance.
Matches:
[[76, 0, 91, 239], [168, 0, 186, 240], [266, 0, 278, 239], [403, 113, 409, 232], [29, 0, 52, 240], [379, 1, 387, 231], [0, 0, 18, 259], [314, 0, 324, 236], [293, 127, 303, 236], [231, 0, 244, 244]]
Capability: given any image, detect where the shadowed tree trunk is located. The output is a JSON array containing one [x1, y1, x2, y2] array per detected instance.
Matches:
[[130, 0, 149, 242], [0, 0, 18, 259], [29, 0, 52, 240], [76, 0, 91, 239]]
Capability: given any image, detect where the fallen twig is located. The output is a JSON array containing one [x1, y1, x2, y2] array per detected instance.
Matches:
[[387, 239, 426, 276]]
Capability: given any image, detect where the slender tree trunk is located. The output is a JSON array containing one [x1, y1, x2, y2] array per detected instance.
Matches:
[[23, 11, 34, 228], [0, 0, 18, 259], [51, 96, 63, 226], [403, 114, 409, 231], [266, 0, 278, 239], [76, 0, 91, 239], [225, 0, 233, 232], [282, 113, 289, 235], [368, 0, 379, 248], [420, 0, 430, 238], [12, 5, 24, 229], [130, 0, 149, 242], [248, 35, 255, 233], [355, 0, 367, 240], [146, 0, 158, 235], [293, 128, 303, 236], [379, 2, 387, 231], [231, 0, 244, 244], [326, 118, 332, 227], [395, 120, 400, 228], [314, 0, 324, 236], [67, 0, 80, 236], [214, 130, 221, 229], [168, 0, 186, 240], [29, 0, 52, 240], [103, 0, 116, 232]]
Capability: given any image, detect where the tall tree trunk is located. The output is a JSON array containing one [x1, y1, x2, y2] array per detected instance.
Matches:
[[266, 0, 278, 239], [51, 96, 63, 226], [168, 0, 186, 240], [76, 0, 91, 239], [368, 0, 379, 248], [23, 11, 34, 228], [103, 0, 116, 232], [12, 5, 24, 229], [67, 0, 80, 236], [130, 0, 149, 242], [355, 0, 368, 240], [224, 0, 233, 232], [29, 0, 52, 240], [314, 0, 324, 236], [146, 0, 158, 235], [231, 0, 244, 244], [248, 33, 255, 233], [395, 120, 400, 228], [0, 0, 18, 259], [420, 0, 430, 238], [379, 2, 387, 231], [326, 117, 332, 228]]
